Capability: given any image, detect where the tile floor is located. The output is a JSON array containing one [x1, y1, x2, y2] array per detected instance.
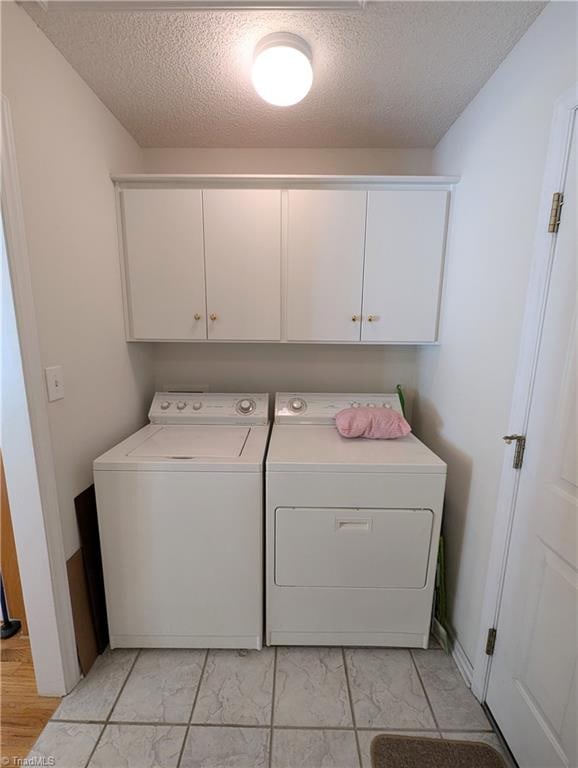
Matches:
[[28, 645, 510, 768]]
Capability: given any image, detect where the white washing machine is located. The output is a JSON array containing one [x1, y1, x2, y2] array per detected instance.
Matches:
[[94, 392, 269, 650], [266, 393, 446, 648]]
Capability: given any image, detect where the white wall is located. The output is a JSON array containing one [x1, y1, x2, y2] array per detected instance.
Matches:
[[1, 2, 154, 559], [154, 343, 418, 416], [413, 2, 577, 666], [2, 223, 71, 694], [142, 147, 433, 175]]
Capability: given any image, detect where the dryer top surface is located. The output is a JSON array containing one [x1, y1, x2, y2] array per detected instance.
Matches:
[[266, 425, 446, 474]]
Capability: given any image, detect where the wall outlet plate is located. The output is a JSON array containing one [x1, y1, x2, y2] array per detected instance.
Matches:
[[45, 365, 64, 402]]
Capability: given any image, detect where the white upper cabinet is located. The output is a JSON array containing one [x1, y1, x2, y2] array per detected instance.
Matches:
[[122, 188, 206, 340], [286, 190, 367, 342], [117, 179, 454, 344], [203, 190, 281, 341], [361, 190, 448, 343]]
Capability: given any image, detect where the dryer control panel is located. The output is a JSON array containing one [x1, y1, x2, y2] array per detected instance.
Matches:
[[275, 393, 403, 424], [149, 392, 269, 425]]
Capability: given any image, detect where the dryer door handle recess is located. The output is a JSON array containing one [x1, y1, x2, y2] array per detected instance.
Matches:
[[335, 518, 371, 532]]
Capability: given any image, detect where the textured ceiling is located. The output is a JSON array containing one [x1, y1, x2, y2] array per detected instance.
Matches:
[[24, 1, 545, 147]]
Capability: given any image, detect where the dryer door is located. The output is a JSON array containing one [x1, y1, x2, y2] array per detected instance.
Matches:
[[275, 507, 433, 588]]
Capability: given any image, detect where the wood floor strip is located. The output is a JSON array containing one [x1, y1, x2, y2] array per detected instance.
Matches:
[[1, 635, 60, 762]]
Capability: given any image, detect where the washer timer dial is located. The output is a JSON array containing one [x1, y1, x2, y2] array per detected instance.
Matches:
[[236, 398, 256, 415]]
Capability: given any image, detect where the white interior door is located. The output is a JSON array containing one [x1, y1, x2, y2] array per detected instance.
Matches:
[[204, 189, 281, 341], [286, 190, 366, 342], [362, 190, 448, 342], [486, 117, 577, 768], [122, 188, 206, 340]]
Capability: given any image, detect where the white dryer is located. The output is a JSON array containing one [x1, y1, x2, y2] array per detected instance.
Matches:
[[266, 393, 446, 648], [94, 392, 269, 650]]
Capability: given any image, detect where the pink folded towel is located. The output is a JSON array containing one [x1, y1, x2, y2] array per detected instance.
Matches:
[[335, 407, 411, 439]]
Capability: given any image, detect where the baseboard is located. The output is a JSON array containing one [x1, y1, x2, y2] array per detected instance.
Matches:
[[448, 627, 474, 688]]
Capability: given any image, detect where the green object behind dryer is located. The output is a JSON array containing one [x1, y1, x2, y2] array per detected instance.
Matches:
[[396, 384, 406, 417]]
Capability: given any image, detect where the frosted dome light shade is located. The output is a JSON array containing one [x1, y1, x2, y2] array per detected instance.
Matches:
[[252, 34, 313, 107]]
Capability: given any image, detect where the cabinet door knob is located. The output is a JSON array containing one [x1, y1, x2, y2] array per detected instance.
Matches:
[[367, 315, 377, 322], [351, 315, 359, 322], [194, 313, 202, 321], [210, 313, 218, 321]]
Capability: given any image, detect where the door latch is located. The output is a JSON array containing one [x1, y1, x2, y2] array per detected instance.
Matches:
[[503, 434, 526, 469]]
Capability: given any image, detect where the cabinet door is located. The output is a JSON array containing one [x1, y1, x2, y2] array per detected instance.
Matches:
[[122, 188, 206, 340], [286, 190, 366, 342], [362, 190, 448, 343], [203, 189, 281, 341]]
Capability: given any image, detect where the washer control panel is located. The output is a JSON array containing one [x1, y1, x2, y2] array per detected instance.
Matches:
[[149, 393, 269, 425], [275, 393, 403, 424]]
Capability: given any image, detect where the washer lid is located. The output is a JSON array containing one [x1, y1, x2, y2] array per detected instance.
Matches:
[[128, 426, 250, 459], [93, 423, 270, 472]]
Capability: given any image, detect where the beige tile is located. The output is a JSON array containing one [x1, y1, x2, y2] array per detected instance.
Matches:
[[28, 722, 103, 768], [181, 726, 270, 768], [111, 649, 206, 723], [274, 647, 353, 728], [346, 649, 435, 729], [272, 729, 359, 768], [412, 650, 491, 730], [88, 724, 186, 767], [192, 649, 275, 726], [52, 650, 137, 722]]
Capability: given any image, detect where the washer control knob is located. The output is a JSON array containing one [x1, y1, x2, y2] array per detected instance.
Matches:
[[176, 401, 187, 411], [351, 401, 360, 408], [289, 398, 306, 412], [191, 401, 202, 411], [160, 401, 171, 410], [237, 398, 256, 414]]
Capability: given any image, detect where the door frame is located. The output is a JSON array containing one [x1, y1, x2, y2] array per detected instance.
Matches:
[[472, 85, 578, 701], [1, 95, 80, 695]]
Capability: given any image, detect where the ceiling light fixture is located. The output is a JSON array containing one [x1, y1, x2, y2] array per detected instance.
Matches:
[[252, 33, 313, 107]]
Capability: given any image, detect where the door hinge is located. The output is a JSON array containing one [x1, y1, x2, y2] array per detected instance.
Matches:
[[486, 627, 497, 656], [503, 434, 526, 469], [548, 192, 564, 233]]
